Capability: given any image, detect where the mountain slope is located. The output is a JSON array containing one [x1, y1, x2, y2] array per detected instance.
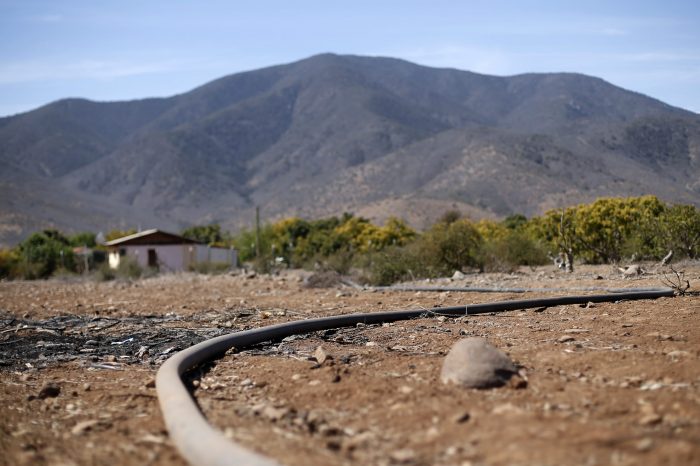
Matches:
[[0, 53, 699, 245]]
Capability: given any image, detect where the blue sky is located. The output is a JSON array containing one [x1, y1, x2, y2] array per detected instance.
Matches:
[[1, 0, 699, 117]]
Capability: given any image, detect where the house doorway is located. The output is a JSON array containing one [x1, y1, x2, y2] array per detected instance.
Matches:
[[147, 249, 158, 269]]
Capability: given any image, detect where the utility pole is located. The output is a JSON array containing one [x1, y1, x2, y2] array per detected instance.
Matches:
[[255, 206, 261, 258]]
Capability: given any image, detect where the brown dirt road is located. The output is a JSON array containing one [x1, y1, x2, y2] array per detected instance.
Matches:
[[1, 264, 699, 466]]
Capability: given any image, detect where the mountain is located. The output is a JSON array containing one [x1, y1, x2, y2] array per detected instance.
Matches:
[[1, 53, 699, 246]]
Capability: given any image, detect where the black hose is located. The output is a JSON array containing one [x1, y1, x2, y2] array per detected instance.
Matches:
[[156, 287, 673, 466], [373, 285, 670, 293]]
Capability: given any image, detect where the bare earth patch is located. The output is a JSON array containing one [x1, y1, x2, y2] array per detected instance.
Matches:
[[1, 264, 699, 466]]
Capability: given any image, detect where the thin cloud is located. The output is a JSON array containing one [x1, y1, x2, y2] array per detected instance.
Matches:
[[387, 45, 512, 75], [621, 52, 700, 62], [0, 59, 192, 84]]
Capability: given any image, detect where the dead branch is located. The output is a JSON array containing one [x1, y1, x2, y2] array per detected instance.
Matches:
[[659, 266, 690, 296]]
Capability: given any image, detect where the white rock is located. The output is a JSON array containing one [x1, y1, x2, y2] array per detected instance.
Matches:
[[441, 338, 517, 388]]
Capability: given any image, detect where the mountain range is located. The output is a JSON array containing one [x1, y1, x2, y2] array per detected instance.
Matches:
[[1, 53, 699, 246]]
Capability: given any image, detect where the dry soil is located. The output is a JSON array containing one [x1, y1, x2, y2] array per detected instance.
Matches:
[[1, 264, 699, 466]]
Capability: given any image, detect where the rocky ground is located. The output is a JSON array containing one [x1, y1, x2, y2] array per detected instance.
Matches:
[[1, 263, 699, 466]]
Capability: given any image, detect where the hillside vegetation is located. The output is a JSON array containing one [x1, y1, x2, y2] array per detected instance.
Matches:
[[2, 196, 698, 285]]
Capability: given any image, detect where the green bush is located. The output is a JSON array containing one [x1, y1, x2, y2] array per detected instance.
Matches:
[[659, 204, 700, 259], [420, 219, 483, 274], [181, 224, 226, 245], [16, 230, 76, 279], [363, 244, 424, 286], [479, 231, 549, 272], [94, 256, 142, 281], [189, 261, 231, 274], [0, 249, 20, 279]]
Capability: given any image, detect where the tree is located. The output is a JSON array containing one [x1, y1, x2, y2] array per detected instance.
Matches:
[[69, 232, 97, 248], [660, 204, 700, 259], [534, 196, 668, 267], [533, 208, 577, 271], [0, 248, 19, 279], [105, 229, 137, 242], [181, 224, 225, 245], [572, 196, 665, 263], [438, 209, 462, 225], [17, 229, 76, 278], [503, 214, 528, 230], [421, 219, 483, 273]]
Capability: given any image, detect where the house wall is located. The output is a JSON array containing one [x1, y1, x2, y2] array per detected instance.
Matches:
[[109, 244, 237, 271], [208, 246, 237, 266], [193, 245, 237, 266], [108, 245, 186, 271], [131, 245, 187, 271]]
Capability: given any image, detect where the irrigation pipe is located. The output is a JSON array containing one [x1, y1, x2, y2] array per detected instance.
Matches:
[[373, 285, 670, 293], [156, 287, 674, 466]]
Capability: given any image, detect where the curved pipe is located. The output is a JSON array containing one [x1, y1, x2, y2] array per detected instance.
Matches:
[[373, 285, 670, 293], [156, 288, 673, 466]]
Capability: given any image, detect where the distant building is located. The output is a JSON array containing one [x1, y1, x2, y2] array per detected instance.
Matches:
[[104, 229, 237, 272]]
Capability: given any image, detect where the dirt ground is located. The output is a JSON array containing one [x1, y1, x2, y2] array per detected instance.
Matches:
[[1, 263, 699, 466]]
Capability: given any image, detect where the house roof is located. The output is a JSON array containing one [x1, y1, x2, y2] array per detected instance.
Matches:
[[103, 229, 200, 247]]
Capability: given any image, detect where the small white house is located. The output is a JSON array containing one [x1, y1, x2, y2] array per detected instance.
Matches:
[[104, 229, 237, 272]]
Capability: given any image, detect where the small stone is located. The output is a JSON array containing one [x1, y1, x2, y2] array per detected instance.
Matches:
[[136, 346, 149, 358], [314, 346, 328, 365], [452, 411, 471, 423], [261, 405, 290, 422], [639, 413, 662, 426], [390, 448, 415, 463], [646, 332, 674, 341], [37, 383, 61, 399], [71, 420, 100, 435], [507, 375, 528, 389], [636, 438, 654, 451], [138, 434, 166, 445], [667, 350, 690, 360], [326, 440, 342, 451], [144, 379, 156, 389], [343, 431, 374, 450], [441, 338, 517, 389], [492, 403, 524, 415], [452, 270, 466, 280], [558, 335, 575, 343]]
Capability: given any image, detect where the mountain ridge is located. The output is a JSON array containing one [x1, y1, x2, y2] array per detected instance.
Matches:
[[1, 53, 698, 246]]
